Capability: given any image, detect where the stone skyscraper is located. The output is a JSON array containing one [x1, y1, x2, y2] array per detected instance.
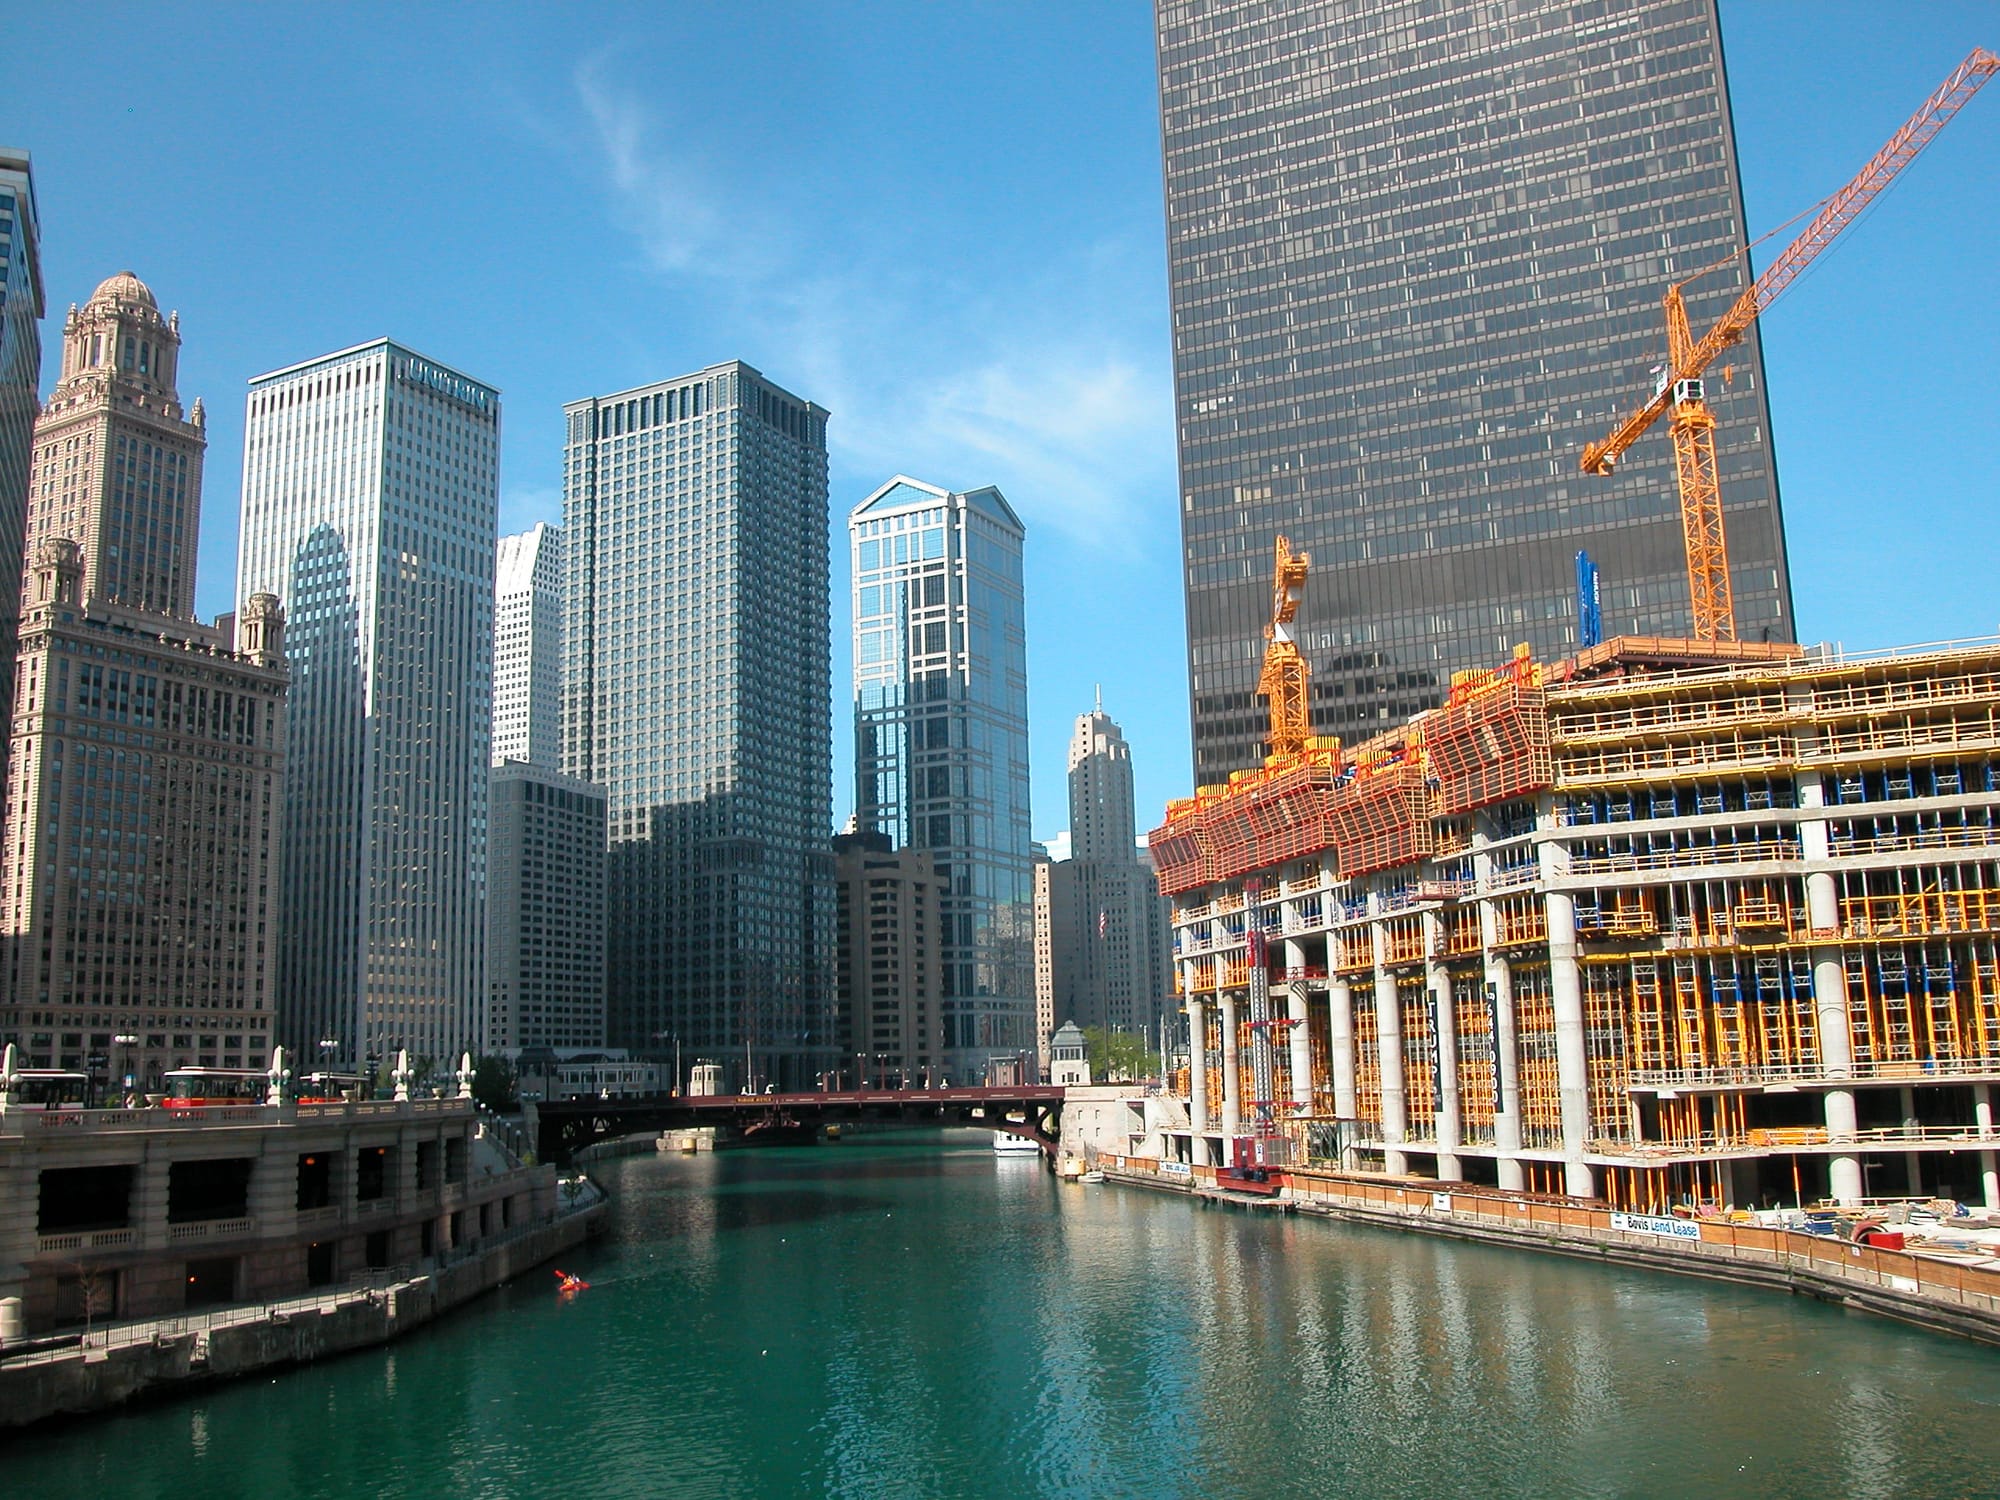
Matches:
[[851, 475, 1032, 1083], [238, 340, 497, 1070], [1157, 0, 1792, 781], [0, 150, 42, 722], [0, 273, 287, 1088], [563, 362, 834, 1092], [1048, 703, 1172, 1043], [493, 521, 561, 770]]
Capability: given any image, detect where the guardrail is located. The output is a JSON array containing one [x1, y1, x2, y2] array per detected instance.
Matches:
[[1630, 1056, 2000, 1090]]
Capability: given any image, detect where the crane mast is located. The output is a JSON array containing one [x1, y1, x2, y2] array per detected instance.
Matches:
[[1258, 535, 1312, 759], [1582, 46, 1998, 643]]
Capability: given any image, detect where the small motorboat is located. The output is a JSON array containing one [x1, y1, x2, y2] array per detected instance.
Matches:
[[554, 1268, 590, 1294]]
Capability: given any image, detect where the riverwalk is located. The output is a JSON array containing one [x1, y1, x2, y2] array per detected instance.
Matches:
[[0, 1179, 607, 1430], [1099, 1155, 2000, 1347]]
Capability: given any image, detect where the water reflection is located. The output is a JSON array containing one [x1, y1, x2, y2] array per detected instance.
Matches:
[[5, 1137, 1999, 1498]]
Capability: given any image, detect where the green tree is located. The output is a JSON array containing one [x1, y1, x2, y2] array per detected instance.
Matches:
[[1082, 1026, 1156, 1082], [471, 1055, 518, 1111]]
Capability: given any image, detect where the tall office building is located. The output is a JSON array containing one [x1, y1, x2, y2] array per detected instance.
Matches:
[[832, 829, 946, 1088], [238, 340, 497, 1069], [1047, 703, 1172, 1042], [0, 274, 287, 1087], [0, 151, 42, 722], [563, 362, 834, 1092], [493, 521, 561, 770], [487, 761, 606, 1052], [1157, 0, 1793, 780], [851, 475, 1032, 1083]]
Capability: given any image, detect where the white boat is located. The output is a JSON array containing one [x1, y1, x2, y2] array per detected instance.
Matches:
[[992, 1132, 1041, 1156]]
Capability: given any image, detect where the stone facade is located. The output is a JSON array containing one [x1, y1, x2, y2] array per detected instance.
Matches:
[[0, 274, 287, 1088]]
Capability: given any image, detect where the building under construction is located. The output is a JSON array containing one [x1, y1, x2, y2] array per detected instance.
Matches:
[[1151, 634, 2000, 1213]]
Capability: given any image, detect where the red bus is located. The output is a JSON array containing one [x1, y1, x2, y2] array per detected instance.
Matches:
[[163, 1068, 267, 1109]]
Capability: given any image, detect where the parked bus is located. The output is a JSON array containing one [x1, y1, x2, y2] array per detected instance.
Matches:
[[5, 1069, 90, 1109], [162, 1068, 267, 1109], [295, 1071, 367, 1103]]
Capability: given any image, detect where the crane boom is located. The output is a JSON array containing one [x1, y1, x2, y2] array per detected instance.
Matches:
[[1584, 46, 1998, 478], [1579, 46, 1997, 641]]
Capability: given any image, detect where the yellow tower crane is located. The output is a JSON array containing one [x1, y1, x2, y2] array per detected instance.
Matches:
[[1257, 535, 1312, 760], [1582, 46, 1998, 643]]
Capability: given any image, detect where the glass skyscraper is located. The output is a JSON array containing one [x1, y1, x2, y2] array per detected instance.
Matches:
[[238, 340, 498, 1070], [1157, 0, 1793, 781], [851, 476, 1032, 1083], [562, 361, 834, 1092]]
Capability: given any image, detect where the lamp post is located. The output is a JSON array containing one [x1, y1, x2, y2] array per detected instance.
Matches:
[[112, 1035, 138, 1106], [318, 1035, 339, 1096]]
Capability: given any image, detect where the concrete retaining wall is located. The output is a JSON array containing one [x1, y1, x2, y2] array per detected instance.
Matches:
[[0, 1206, 602, 1430], [1100, 1155, 2000, 1348]]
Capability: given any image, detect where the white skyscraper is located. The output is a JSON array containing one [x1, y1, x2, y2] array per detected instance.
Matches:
[[238, 339, 498, 1069], [493, 521, 561, 770]]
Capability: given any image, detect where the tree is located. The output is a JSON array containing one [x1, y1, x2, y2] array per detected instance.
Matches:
[[470, 1055, 518, 1112], [1082, 1026, 1156, 1083]]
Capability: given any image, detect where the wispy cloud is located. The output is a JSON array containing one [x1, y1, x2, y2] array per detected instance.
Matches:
[[567, 63, 1174, 547]]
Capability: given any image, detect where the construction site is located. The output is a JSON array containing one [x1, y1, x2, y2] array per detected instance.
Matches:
[[1145, 48, 2000, 1218]]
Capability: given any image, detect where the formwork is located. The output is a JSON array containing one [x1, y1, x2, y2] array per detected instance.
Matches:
[[1324, 757, 1433, 878], [1428, 652, 1554, 815]]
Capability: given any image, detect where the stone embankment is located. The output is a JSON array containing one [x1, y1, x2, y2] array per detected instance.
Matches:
[[0, 1191, 605, 1430], [1098, 1156, 2000, 1347]]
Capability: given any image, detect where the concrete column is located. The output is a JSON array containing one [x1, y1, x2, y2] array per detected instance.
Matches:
[[249, 1136, 298, 1242], [1371, 896, 1408, 1174], [1901, 1085, 1923, 1195], [134, 1149, 173, 1252], [1543, 885, 1595, 1200], [1186, 994, 1209, 1165], [1487, 952, 1525, 1191], [1218, 992, 1241, 1144], [1328, 979, 1356, 1122], [1975, 1084, 1998, 1210], [1283, 938, 1313, 1109], [1425, 912, 1461, 1180], [1286, 984, 1313, 1110], [0, 1156, 36, 1308], [1799, 771, 1863, 1204]]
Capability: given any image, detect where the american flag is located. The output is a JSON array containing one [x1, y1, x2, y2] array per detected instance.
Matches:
[[1097, 909, 1107, 938]]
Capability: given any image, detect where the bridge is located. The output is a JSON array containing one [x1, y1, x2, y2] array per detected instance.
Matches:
[[533, 1084, 1067, 1163]]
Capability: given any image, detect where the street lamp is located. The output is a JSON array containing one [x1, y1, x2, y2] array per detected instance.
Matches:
[[113, 1035, 138, 1107], [318, 1036, 339, 1095]]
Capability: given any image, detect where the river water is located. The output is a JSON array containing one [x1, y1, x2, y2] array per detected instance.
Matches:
[[8, 1133, 2000, 1497]]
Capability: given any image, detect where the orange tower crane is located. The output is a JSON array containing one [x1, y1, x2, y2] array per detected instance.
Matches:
[[1581, 45, 1999, 643], [1257, 535, 1312, 759]]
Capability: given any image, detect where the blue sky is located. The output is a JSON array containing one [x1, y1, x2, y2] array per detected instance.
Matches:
[[2, 2, 1996, 844]]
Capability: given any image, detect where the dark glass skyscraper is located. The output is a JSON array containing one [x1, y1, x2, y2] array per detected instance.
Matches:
[[564, 362, 834, 1092], [1157, 0, 1793, 781]]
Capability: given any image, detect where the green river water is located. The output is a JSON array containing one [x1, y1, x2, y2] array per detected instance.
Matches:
[[7, 1133, 2000, 1498]]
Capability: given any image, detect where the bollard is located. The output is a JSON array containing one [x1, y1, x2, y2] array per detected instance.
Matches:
[[0, 1296, 23, 1348]]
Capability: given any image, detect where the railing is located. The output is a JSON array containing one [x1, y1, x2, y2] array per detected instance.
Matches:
[[35, 1227, 135, 1255], [1829, 824, 2000, 857], [0, 1095, 474, 1136], [1565, 842, 1801, 875], [1629, 1056, 2000, 1090], [166, 1217, 254, 1243]]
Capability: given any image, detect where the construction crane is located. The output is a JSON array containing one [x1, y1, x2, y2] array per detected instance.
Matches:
[[1582, 46, 1999, 643], [1257, 535, 1312, 759]]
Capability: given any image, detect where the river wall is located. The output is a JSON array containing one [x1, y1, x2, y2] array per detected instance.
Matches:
[[1099, 1155, 2000, 1348], [0, 1200, 605, 1431]]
